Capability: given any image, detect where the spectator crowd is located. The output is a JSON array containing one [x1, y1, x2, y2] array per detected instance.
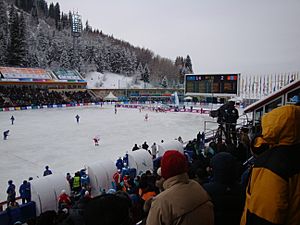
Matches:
[[1, 102, 300, 225], [0, 86, 95, 108]]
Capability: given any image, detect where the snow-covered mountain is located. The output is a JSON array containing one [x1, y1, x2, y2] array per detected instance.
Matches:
[[85, 72, 153, 89], [0, 0, 183, 84]]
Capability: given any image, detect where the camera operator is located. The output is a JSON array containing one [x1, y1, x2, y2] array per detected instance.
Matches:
[[217, 101, 239, 145]]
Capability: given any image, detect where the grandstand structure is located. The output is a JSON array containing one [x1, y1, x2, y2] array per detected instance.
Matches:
[[0, 67, 94, 110], [92, 88, 184, 103], [0, 68, 299, 223], [244, 79, 300, 125], [0, 67, 87, 90]]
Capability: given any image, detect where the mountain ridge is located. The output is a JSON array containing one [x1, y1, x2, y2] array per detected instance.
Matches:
[[0, 0, 193, 87]]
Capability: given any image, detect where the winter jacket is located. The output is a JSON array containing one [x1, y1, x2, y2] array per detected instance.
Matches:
[[241, 105, 300, 225], [43, 169, 52, 176], [203, 152, 243, 225], [146, 173, 214, 225], [19, 182, 31, 199], [58, 193, 72, 209], [80, 174, 90, 186], [7, 183, 16, 201]]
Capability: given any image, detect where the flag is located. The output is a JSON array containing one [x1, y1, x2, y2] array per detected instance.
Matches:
[[273, 74, 277, 92], [241, 75, 244, 97], [263, 76, 265, 95]]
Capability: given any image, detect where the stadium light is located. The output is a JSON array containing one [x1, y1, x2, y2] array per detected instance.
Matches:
[[71, 11, 82, 37]]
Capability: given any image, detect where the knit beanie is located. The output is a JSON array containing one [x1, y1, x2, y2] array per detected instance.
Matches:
[[161, 150, 188, 179], [210, 152, 237, 184]]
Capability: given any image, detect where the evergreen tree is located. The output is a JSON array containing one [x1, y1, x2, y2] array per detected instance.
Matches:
[[59, 49, 71, 69], [161, 76, 168, 88], [68, 11, 72, 27], [85, 20, 92, 32], [94, 48, 105, 73], [94, 45, 111, 73], [48, 3, 54, 18], [36, 28, 50, 67], [123, 48, 137, 75], [175, 56, 184, 67], [18, 12, 29, 66], [54, 3, 61, 30], [7, 5, 24, 66], [0, 0, 9, 65], [142, 64, 150, 83], [15, 0, 34, 13], [185, 55, 193, 73], [61, 13, 69, 29], [31, 0, 38, 23], [175, 56, 189, 84], [81, 44, 97, 72], [37, 0, 48, 16], [136, 62, 144, 81], [47, 35, 64, 67], [110, 46, 120, 73], [69, 46, 83, 71]]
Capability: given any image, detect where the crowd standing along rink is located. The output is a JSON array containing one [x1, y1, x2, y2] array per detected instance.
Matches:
[[0, 104, 215, 201]]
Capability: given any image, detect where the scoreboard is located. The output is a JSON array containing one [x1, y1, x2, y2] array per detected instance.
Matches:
[[185, 74, 240, 95]]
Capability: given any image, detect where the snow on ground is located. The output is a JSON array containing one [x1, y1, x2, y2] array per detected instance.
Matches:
[[85, 72, 152, 89], [0, 104, 216, 201]]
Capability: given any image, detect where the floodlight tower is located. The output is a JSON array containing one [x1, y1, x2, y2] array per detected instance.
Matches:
[[71, 11, 82, 52]]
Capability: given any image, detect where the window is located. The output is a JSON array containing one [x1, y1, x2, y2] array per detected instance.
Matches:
[[254, 107, 263, 123], [265, 97, 283, 113], [286, 87, 300, 104]]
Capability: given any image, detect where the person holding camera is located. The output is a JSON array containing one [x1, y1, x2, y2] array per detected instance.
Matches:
[[217, 101, 239, 145]]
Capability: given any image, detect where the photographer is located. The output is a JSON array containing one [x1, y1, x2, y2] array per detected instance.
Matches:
[[216, 101, 239, 145]]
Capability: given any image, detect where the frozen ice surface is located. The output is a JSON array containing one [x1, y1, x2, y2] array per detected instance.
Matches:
[[0, 105, 215, 200]]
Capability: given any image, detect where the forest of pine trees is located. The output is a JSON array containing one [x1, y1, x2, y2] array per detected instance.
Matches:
[[0, 0, 193, 87]]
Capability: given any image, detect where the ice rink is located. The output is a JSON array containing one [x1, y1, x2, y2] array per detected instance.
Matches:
[[0, 104, 215, 201]]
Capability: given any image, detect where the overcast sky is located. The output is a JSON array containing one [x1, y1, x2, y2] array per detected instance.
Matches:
[[47, 0, 300, 74]]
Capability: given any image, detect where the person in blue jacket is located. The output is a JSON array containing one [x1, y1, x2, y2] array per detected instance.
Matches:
[[115, 157, 124, 170], [43, 165, 52, 176], [19, 180, 31, 204]]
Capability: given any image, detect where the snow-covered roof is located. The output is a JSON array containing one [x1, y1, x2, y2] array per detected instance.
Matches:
[[0, 67, 52, 80], [52, 69, 84, 80]]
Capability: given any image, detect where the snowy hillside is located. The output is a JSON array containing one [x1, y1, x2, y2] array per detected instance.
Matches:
[[85, 72, 153, 89]]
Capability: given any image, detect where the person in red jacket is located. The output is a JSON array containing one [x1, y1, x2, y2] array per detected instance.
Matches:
[[58, 190, 72, 211]]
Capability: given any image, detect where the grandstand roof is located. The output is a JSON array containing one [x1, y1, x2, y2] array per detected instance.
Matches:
[[52, 69, 84, 81], [0, 67, 52, 80], [0, 67, 87, 87]]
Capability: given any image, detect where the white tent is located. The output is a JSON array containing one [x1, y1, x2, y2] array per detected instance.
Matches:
[[127, 150, 153, 175], [87, 159, 116, 197], [31, 174, 71, 216], [157, 140, 184, 157], [229, 96, 243, 103], [104, 92, 118, 101], [184, 96, 193, 101]]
